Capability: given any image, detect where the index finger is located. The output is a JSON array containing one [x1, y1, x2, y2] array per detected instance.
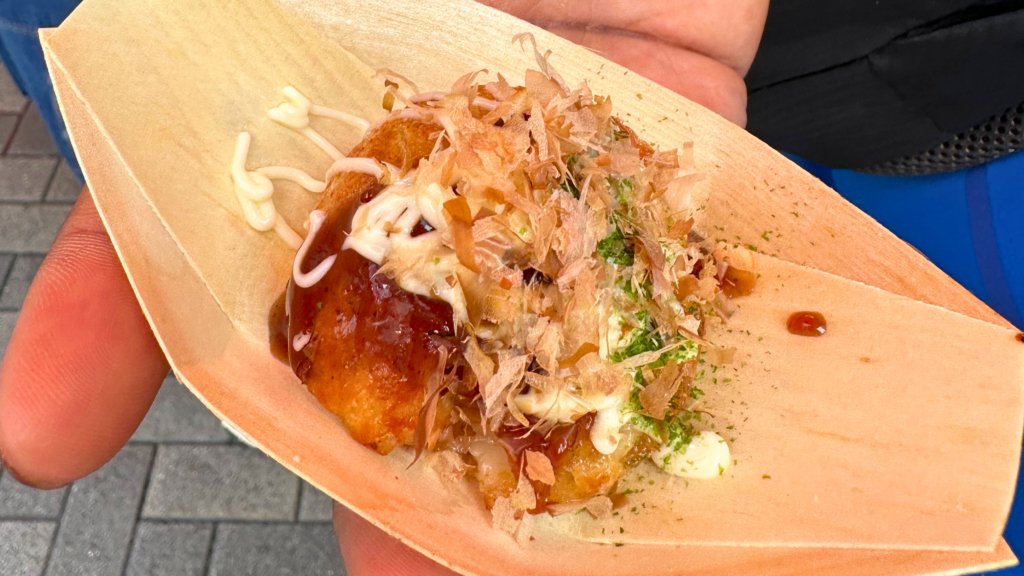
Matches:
[[0, 191, 168, 488]]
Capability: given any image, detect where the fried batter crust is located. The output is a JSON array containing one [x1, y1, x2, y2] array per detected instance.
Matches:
[[287, 117, 636, 504], [288, 118, 447, 454]]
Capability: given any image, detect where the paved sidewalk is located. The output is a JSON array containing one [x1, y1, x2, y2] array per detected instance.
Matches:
[[0, 65, 345, 575]]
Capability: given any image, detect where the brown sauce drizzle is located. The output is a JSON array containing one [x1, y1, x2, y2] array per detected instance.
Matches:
[[721, 265, 757, 298], [269, 168, 452, 382], [787, 311, 827, 337], [497, 414, 595, 511], [522, 267, 552, 286], [288, 248, 455, 380], [410, 218, 434, 237], [360, 187, 380, 203], [499, 414, 594, 467], [1016, 332, 1024, 343], [268, 291, 290, 363], [262, 118, 459, 453]]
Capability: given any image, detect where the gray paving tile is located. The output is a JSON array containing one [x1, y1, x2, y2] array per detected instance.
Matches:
[[0, 204, 71, 253], [0, 157, 58, 201], [0, 521, 56, 576], [0, 252, 12, 281], [131, 375, 231, 443], [44, 162, 82, 203], [0, 470, 67, 519], [125, 522, 213, 576], [0, 254, 43, 310], [0, 66, 27, 113], [46, 445, 154, 576], [298, 481, 335, 522], [1, 311, 17, 356], [0, 114, 18, 147], [8, 103, 58, 156], [209, 523, 344, 576], [143, 445, 298, 521]]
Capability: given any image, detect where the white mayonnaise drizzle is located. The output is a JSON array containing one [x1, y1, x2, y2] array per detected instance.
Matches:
[[231, 132, 275, 210], [309, 103, 371, 133], [598, 310, 626, 360], [268, 86, 343, 159], [343, 182, 418, 263], [267, 86, 372, 157], [514, 388, 593, 423], [292, 331, 312, 352], [273, 219, 303, 250], [591, 402, 627, 455], [653, 430, 731, 479], [515, 367, 732, 472], [343, 179, 468, 322], [231, 132, 302, 249], [232, 86, 377, 249], [514, 387, 627, 455], [293, 210, 337, 288], [256, 166, 326, 193], [324, 157, 384, 183]]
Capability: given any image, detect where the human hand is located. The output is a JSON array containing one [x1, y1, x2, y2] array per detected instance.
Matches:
[[0, 193, 169, 488], [0, 1, 766, 574], [480, 0, 768, 127]]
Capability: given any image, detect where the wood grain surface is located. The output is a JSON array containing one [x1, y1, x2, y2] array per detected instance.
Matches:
[[41, 0, 1023, 573]]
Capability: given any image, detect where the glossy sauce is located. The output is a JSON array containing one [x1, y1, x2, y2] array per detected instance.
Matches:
[[360, 187, 380, 203], [269, 291, 290, 363], [497, 414, 595, 510], [500, 414, 594, 465], [787, 311, 827, 337], [288, 240, 455, 381], [1016, 332, 1024, 344], [281, 117, 449, 381], [522, 267, 553, 286], [284, 237, 457, 451], [270, 247, 457, 377], [410, 218, 434, 237], [721, 265, 757, 298], [266, 118, 456, 451]]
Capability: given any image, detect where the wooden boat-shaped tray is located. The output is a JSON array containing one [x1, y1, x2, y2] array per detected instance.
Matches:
[[42, 0, 1024, 573]]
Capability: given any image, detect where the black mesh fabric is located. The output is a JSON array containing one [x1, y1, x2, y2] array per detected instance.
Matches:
[[861, 101, 1024, 176], [746, 1, 1024, 174]]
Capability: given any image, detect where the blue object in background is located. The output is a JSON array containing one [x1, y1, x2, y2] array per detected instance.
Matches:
[[794, 152, 1024, 574], [794, 153, 1023, 329], [0, 0, 83, 177]]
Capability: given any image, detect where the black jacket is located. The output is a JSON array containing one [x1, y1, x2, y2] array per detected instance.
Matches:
[[746, 0, 1024, 173]]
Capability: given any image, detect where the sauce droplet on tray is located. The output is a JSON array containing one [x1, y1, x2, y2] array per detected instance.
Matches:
[[787, 311, 827, 337]]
